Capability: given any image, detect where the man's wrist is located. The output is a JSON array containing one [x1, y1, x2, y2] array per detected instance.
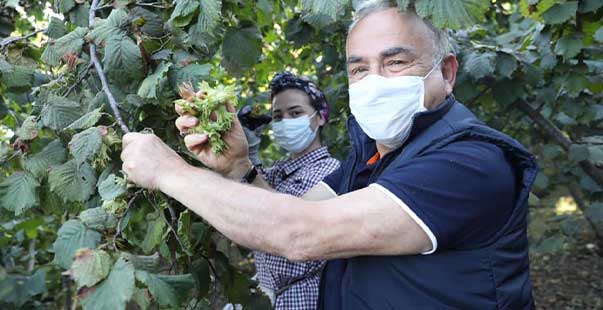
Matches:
[[226, 158, 253, 181], [157, 159, 190, 192]]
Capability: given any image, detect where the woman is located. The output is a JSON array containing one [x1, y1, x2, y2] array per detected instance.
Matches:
[[251, 71, 340, 309]]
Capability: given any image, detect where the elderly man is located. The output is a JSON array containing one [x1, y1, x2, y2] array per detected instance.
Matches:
[[121, 1, 537, 309]]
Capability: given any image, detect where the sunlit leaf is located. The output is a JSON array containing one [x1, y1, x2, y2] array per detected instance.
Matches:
[[52, 220, 102, 269]]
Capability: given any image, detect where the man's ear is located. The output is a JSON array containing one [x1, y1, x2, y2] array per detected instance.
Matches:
[[441, 54, 458, 95]]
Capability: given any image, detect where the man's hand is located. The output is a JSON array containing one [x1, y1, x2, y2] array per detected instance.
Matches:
[[121, 133, 188, 190], [175, 102, 250, 178]]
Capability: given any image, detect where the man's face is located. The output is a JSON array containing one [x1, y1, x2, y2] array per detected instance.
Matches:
[[345, 8, 457, 109]]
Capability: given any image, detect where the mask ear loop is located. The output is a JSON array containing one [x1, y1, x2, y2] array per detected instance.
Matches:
[[422, 58, 443, 80]]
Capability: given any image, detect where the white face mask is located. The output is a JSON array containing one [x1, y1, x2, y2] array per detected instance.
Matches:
[[272, 112, 318, 154], [348, 64, 439, 149]]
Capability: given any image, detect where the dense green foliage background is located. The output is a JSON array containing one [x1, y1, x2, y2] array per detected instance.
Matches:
[[0, 0, 602, 309]]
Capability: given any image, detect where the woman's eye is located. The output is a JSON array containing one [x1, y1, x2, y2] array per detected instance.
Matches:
[[351, 67, 367, 75]]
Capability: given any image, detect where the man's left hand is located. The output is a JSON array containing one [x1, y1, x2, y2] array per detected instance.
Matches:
[[121, 132, 188, 190]]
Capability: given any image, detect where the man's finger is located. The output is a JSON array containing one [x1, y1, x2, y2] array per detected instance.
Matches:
[[175, 115, 199, 132], [184, 133, 209, 150], [225, 101, 236, 113], [175, 103, 185, 116], [122, 132, 142, 148]]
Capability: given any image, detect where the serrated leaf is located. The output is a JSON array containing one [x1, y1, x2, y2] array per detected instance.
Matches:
[[103, 35, 144, 83], [71, 249, 113, 289], [40, 94, 84, 130], [24, 140, 67, 178], [48, 160, 97, 203], [54, 0, 75, 14], [464, 51, 495, 80], [65, 108, 103, 131], [80, 258, 135, 310], [69, 2, 90, 27], [221, 26, 262, 76], [87, 9, 130, 46], [46, 17, 67, 39], [0, 171, 39, 215], [135, 271, 186, 308], [168, 64, 211, 89], [130, 7, 164, 37], [132, 288, 151, 310], [16, 116, 38, 140], [1, 65, 34, 90], [98, 174, 127, 201], [541, 2, 578, 24], [69, 127, 103, 163], [578, 0, 603, 13], [594, 27, 603, 43], [191, 259, 210, 298], [0, 269, 46, 307], [169, 0, 199, 27], [301, 0, 348, 28], [41, 27, 87, 66], [585, 203, 603, 225], [137, 62, 172, 99], [177, 210, 192, 254], [414, 0, 489, 29], [52, 220, 102, 269], [79, 207, 118, 231], [141, 217, 166, 254], [189, 0, 222, 39], [554, 34, 583, 60]]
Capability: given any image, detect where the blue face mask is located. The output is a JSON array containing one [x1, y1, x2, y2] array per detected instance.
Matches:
[[272, 112, 318, 154]]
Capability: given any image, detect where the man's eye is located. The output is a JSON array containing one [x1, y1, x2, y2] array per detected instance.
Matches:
[[387, 60, 407, 68]]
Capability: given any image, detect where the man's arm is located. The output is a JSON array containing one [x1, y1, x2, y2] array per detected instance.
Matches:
[[155, 157, 431, 261]]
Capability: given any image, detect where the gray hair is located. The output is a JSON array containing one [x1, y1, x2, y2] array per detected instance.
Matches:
[[349, 0, 452, 65]]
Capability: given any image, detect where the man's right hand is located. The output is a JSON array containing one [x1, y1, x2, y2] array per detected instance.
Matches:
[[175, 102, 251, 179]]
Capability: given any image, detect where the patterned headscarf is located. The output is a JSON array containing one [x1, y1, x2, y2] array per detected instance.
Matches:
[[269, 71, 329, 122]]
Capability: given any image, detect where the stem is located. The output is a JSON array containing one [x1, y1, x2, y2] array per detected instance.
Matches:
[[0, 28, 45, 51], [27, 238, 36, 272], [62, 62, 93, 97], [88, 0, 130, 133], [112, 189, 143, 250]]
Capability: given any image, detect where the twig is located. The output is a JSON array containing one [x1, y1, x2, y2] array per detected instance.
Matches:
[[62, 273, 72, 310], [515, 99, 603, 187], [0, 28, 45, 51], [89, 0, 130, 133], [62, 62, 94, 97], [27, 238, 36, 272], [112, 189, 144, 250], [135, 1, 169, 9]]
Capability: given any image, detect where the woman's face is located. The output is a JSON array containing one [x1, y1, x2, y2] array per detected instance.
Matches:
[[271, 89, 324, 129]]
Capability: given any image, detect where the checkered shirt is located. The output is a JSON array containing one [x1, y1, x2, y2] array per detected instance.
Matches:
[[255, 146, 340, 310]]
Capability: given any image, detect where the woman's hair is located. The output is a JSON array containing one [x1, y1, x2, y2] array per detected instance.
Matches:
[[269, 71, 329, 122]]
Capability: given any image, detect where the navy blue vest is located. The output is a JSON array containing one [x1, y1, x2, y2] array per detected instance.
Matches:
[[319, 97, 537, 309]]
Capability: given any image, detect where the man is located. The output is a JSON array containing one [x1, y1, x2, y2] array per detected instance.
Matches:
[[121, 1, 537, 309]]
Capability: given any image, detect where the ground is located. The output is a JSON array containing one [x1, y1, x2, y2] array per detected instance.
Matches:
[[531, 245, 603, 310]]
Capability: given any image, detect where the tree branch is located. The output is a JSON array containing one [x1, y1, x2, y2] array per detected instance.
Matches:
[[0, 28, 45, 51], [568, 183, 603, 245], [515, 99, 603, 187], [89, 0, 130, 133]]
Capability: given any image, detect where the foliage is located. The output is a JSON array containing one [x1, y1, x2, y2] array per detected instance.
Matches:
[[0, 0, 602, 309]]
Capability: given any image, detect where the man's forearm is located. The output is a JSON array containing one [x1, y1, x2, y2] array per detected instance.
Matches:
[[158, 162, 311, 256]]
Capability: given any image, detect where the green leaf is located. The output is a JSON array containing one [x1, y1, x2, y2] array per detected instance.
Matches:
[[168, 64, 212, 89], [41, 27, 87, 66], [221, 26, 262, 76], [15, 115, 38, 140], [555, 111, 577, 125], [541, 2, 578, 25], [141, 216, 166, 254], [584, 203, 603, 225], [46, 17, 67, 39], [0, 269, 46, 307], [578, 0, 603, 13], [177, 210, 192, 254], [396, 0, 412, 10], [495, 52, 518, 79], [137, 62, 172, 99], [191, 259, 211, 298], [69, 127, 103, 163], [24, 140, 68, 178], [169, 0, 199, 27], [69, 3, 90, 27], [87, 9, 130, 46], [65, 108, 103, 131], [52, 220, 102, 269], [190, 0, 222, 39], [48, 160, 97, 203], [464, 51, 496, 80], [54, 0, 75, 14], [0, 171, 39, 215], [301, 0, 348, 28], [103, 35, 144, 83], [554, 34, 583, 60], [79, 207, 118, 231], [40, 94, 84, 130], [130, 7, 164, 37], [98, 174, 127, 201], [1, 65, 34, 90], [135, 271, 194, 308], [414, 0, 489, 29], [80, 258, 135, 310], [71, 249, 113, 289], [594, 27, 603, 43]]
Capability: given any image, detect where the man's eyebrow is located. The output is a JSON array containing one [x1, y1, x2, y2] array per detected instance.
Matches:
[[346, 55, 364, 64], [380, 46, 414, 58]]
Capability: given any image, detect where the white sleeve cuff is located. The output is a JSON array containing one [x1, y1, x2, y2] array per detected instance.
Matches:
[[369, 183, 438, 255], [318, 181, 338, 197]]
